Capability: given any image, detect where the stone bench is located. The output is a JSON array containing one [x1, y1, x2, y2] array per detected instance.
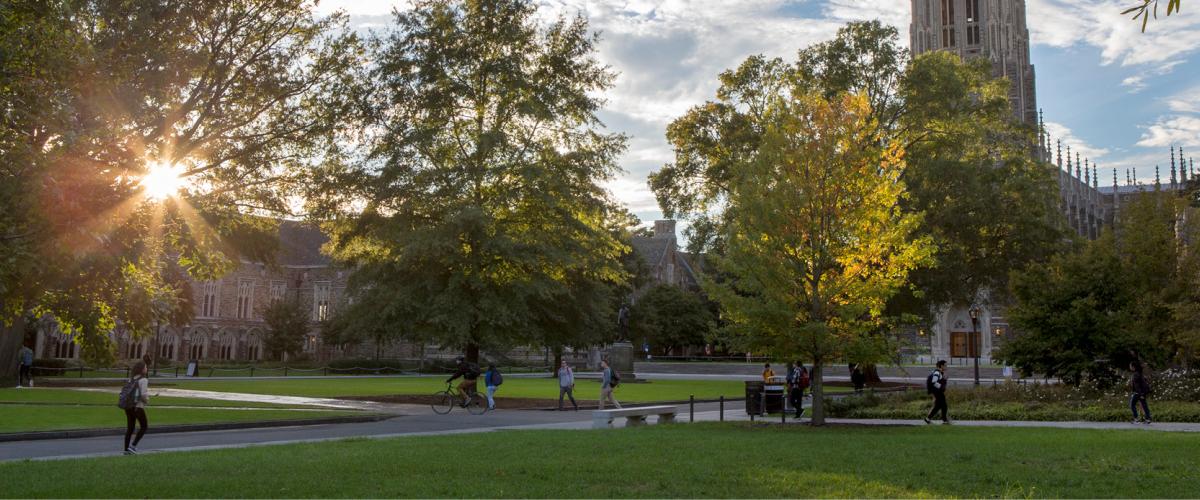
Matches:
[[592, 405, 678, 429]]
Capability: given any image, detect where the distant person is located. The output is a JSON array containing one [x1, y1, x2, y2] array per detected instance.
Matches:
[[1129, 361, 1152, 425], [121, 361, 151, 454], [850, 364, 866, 393], [483, 363, 502, 411], [557, 360, 579, 411], [924, 360, 949, 425], [599, 359, 622, 410], [17, 343, 33, 388], [784, 362, 795, 410], [791, 361, 809, 419], [445, 356, 481, 406], [761, 363, 775, 382]]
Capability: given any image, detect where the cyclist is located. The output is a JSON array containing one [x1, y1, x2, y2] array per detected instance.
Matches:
[[446, 356, 481, 406]]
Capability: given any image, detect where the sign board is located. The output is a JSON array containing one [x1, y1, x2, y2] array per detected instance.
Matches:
[[186, 360, 198, 377]]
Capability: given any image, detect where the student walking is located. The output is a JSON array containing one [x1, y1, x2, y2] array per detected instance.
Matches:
[[1130, 361, 1152, 424], [483, 363, 502, 411], [924, 360, 950, 425], [791, 361, 809, 419], [121, 361, 151, 454], [599, 359, 622, 410], [16, 343, 33, 388], [557, 360, 578, 411], [850, 364, 866, 393]]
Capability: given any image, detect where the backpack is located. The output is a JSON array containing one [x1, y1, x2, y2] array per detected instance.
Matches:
[[117, 377, 141, 410], [798, 369, 810, 389], [490, 369, 503, 386], [610, 368, 621, 388], [926, 371, 938, 394]]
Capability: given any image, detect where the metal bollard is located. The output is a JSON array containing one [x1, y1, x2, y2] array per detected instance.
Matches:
[[324, 367, 328, 376], [719, 395, 724, 422], [690, 395, 695, 422], [284, 366, 288, 377], [250, 367, 255, 377]]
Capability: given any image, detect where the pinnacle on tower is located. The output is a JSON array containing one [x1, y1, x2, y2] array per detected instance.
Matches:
[[1133, 167, 1138, 186], [1084, 158, 1090, 185], [1171, 147, 1178, 187], [1093, 165, 1098, 189], [1076, 152, 1082, 180], [1057, 140, 1063, 169], [1113, 168, 1118, 188], [1155, 165, 1161, 190], [1127, 169, 1131, 186]]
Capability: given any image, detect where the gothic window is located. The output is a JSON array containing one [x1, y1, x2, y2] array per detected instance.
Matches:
[[201, 281, 219, 318], [126, 340, 144, 359], [313, 281, 331, 321], [54, 337, 76, 358], [925, 0, 931, 25], [941, 0, 949, 25], [270, 280, 286, 303], [966, 0, 979, 22], [950, 28, 956, 46], [237, 279, 254, 319]]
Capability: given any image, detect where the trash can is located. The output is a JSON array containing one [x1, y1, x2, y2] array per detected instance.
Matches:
[[745, 380, 764, 415], [764, 379, 786, 414]]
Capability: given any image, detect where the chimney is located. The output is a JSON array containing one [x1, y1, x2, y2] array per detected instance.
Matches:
[[653, 220, 676, 239]]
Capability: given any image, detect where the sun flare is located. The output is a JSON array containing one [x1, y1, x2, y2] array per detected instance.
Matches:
[[140, 162, 185, 201]]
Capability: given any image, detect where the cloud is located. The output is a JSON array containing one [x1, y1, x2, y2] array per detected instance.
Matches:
[[1136, 115, 1200, 148], [1119, 60, 1183, 93], [1044, 121, 1112, 161], [1027, 0, 1200, 66], [1165, 85, 1200, 113]]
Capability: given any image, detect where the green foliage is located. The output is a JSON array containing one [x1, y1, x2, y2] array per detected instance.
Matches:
[[262, 299, 309, 361], [1002, 193, 1200, 379], [631, 285, 713, 355], [312, 0, 630, 360], [0, 0, 363, 364], [1122, 0, 1183, 32]]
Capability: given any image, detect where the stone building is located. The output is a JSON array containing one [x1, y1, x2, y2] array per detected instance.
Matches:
[[909, 0, 1194, 363], [629, 219, 699, 295]]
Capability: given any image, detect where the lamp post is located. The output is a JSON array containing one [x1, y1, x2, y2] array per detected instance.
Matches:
[[969, 306, 981, 386]]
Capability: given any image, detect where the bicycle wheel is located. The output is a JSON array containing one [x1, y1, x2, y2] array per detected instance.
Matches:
[[466, 392, 488, 415], [431, 391, 455, 415]]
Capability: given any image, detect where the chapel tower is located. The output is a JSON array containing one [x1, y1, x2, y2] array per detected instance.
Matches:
[[910, 0, 1038, 126]]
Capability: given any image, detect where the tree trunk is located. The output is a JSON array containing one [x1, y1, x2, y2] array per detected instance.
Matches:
[[863, 363, 883, 385], [466, 343, 479, 364], [0, 315, 29, 381], [552, 346, 562, 378], [810, 361, 825, 425]]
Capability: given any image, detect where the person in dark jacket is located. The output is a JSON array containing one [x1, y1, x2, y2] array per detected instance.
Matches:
[[850, 363, 866, 393], [790, 361, 808, 419], [446, 356, 481, 406], [1129, 361, 1152, 424], [924, 360, 950, 424]]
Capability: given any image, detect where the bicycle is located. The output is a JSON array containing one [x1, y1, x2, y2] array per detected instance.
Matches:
[[431, 382, 488, 415]]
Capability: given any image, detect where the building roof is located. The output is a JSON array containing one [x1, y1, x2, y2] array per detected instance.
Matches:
[[277, 220, 331, 266], [1098, 184, 1188, 195], [630, 235, 671, 268]]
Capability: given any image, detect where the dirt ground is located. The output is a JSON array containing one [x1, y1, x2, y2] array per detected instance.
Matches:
[[337, 394, 617, 410]]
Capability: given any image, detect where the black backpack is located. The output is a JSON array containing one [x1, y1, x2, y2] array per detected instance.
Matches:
[[926, 372, 938, 394], [491, 369, 503, 386], [117, 376, 141, 410], [610, 369, 621, 388]]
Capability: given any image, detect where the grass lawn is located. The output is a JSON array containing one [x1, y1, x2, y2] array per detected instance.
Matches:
[[0, 388, 308, 408], [2, 423, 1197, 497], [167, 376, 839, 402], [0, 388, 364, 434]]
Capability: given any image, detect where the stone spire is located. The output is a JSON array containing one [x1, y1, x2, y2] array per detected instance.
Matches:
[[1038, 110, 1046, 154], [1171, 147, 1178, 187], [1093, 165, 1098, 189], [1127, 169, 1132, 186], [1075, 152, 1082, 180], [1084, 158, 1090, 185], [1155, 165, 1161, 190], [1066, 145, 1073, 175], [1056, 140, 1063, 170], [1133, 167, 1138, 188]]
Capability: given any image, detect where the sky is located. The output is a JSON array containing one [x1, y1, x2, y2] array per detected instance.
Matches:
[[316, 0, 1200, 229]]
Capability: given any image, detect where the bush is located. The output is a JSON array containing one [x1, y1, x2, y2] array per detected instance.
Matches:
[[31, 358, 74, 376]]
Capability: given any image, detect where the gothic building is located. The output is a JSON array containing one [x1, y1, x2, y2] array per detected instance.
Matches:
[[910, 0, 1038, 126]]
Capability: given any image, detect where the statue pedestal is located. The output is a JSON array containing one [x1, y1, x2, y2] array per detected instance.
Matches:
[[605, 341, 636, 379]]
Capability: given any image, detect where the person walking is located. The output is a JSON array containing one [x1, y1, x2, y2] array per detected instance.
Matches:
[[850, 364, 866, 393], [122, 361, 151, 454], [483, 363, 502, 411], [16, 343, 33, 388], [784, 362, 795, 413], [599, 359, 621, 410], [924, 360, 950, 425], [791, 361, 809, 419], [761, 362, 775, 382], [1130, 361, 1152, 425], [557, 360, 578, 411]]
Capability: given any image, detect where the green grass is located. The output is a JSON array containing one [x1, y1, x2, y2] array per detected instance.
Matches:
[[0, 388, 363, 434], [3, 424, 1198, 497], [168, 376, 842, 401], [0, 388, 307, 408], [0, 405, 366, 434]]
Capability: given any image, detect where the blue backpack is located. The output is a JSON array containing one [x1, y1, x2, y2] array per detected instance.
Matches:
[[490, 369, 503, 386], [117, 377, 142, 410]]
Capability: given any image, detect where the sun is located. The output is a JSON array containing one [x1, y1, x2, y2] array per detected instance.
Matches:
[[140, 162, 185, 201]]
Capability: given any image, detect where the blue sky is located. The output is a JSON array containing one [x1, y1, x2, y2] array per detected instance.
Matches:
[[320, 0, 1200, 227]]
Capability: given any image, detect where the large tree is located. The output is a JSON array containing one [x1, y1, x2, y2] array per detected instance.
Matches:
[[706, 92, 934, 425], [311, 0, 630, 363], [1, 0, 362, 373], [631, 285, 713, 356]]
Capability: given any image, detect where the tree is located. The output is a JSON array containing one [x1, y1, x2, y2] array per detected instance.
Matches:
[[310, 0, 629, 363], [262, 299, 308, 361], [1123, 0, 1182, 32], [650, 22, 1060, 385], [1, 0, 362, 374], [631, 285, 713, 356], [705, 92, 934, 425]]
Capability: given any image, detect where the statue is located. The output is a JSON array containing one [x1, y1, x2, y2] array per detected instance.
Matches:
[[617, 304, 630, 341]]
